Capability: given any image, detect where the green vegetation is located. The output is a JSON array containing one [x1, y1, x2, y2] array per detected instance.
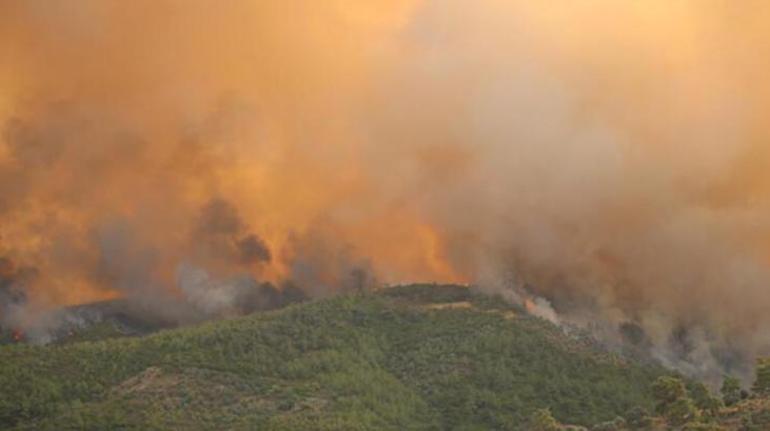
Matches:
[[653, 376, 698, 426], [4, 284, 770, 430], [689, 381, 722, 417], [0, 284, 666, 430], [721, 376, 743, 407], [752, 358, 770, 395], [528, 408, 561, 431], [641, 374, 770, 430]]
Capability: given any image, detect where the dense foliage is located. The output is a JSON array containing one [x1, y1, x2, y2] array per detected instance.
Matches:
[[752, 358, 770, 396], [0, 284, 671, 430]]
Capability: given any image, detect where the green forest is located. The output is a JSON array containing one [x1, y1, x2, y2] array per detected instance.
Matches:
[[1, 285, 769, 430]]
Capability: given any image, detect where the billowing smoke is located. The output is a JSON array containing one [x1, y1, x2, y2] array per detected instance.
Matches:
[[0, 258, 35, 337], [2, 1, 770, 381], [194, 198, 272, 269]]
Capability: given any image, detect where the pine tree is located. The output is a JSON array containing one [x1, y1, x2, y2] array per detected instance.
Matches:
[[752, 358, 770, 395], [721, 375, 742, 406], [651, 376, 698, 426]]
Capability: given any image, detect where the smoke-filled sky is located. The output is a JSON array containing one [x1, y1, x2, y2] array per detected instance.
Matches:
[[2, 1, 770, 373]]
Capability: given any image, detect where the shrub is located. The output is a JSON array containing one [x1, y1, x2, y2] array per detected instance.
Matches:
[[720, 375, 742, 406], [665, 397, 698, 426], [530, 408, 561, 431], [750, 408, 770, 427], [652, 376, 687, 413], [752, 358, 770, 395], [689, 381, 722, 416], [624, 406, 652, 430], [651, 376, 698, 426]]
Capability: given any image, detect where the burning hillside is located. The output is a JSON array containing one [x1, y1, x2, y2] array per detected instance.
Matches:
[[2, 1, 770, 382]]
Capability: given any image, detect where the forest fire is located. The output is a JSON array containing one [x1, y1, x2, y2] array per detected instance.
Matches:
[[1, 1, 770, 380]]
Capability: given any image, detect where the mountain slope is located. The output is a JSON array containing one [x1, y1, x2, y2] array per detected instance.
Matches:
[[0, 285, 666, 430]]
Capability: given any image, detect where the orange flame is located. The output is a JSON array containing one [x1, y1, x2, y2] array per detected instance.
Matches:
[[2, 0, 770, 348]]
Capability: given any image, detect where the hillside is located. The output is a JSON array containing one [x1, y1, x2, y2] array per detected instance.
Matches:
[[0, 285, 687, 430]]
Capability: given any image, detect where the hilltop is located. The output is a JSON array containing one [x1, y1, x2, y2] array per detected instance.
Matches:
[[2, 284, 767, 430]]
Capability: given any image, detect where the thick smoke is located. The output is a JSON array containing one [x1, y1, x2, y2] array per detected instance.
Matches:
[[2, 1, 770, 380], [374, 1, 770, 383], [195, 198, 272, 267], [0, 258, 34, 336]]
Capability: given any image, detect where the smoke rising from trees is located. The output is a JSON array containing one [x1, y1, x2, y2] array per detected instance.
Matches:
[[1, 1, 770, 379]]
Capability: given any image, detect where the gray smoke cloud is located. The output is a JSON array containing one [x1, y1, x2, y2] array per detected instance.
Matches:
[[0, 258, 34, 337], [195, 198, 272, 267], [2, 1, 770, 383]]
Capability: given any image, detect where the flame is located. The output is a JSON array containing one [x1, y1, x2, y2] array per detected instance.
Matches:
[[524, 299, 536, 315], [1, 0, 770, 366]]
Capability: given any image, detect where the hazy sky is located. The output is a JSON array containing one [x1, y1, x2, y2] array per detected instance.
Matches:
[[2, 1, 770, 372]]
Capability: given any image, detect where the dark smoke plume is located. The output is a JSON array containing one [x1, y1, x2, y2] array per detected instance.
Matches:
[[2, 1, 770, 383]]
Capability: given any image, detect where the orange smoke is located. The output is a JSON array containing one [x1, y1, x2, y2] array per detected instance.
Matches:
[[0, 0, 458, 307], [2, 1, 770, 373]]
